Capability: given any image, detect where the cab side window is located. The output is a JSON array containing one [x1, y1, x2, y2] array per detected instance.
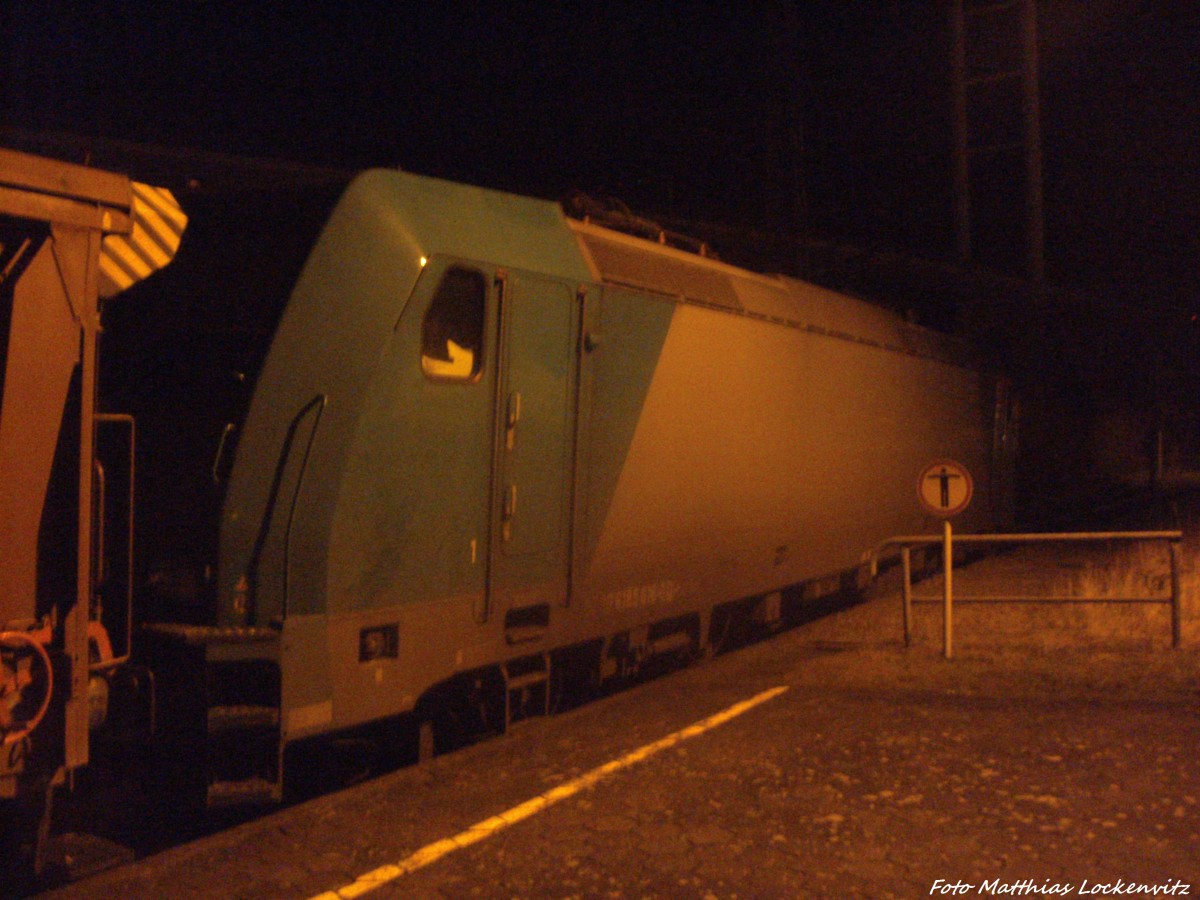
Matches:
[[421, 267, 485, 380]]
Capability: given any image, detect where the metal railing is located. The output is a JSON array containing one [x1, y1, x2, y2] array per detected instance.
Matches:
[[868, 531, 1184, 657]]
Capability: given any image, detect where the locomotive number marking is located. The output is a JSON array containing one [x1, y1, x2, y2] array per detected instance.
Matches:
[[308, 685, 790, 899], [603, 579, 681, 612]]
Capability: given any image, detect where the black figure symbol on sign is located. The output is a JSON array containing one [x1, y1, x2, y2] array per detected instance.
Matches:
[[916, 460, 973, 517], [930, 466, 960, 507]]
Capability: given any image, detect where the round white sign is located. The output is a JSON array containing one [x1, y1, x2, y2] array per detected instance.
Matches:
[[917, 460, 973, 517]]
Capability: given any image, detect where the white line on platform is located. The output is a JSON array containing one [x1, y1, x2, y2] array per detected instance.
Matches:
[[308, 685, 789, 900]]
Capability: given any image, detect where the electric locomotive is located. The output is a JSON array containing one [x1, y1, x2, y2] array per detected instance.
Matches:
[[1, 147, 1016, 881]]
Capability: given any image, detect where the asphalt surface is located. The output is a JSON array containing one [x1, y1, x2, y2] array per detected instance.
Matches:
[[38, 553, 1200, 899]]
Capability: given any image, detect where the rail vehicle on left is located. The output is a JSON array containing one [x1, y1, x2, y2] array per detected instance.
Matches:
[[1, 148, 190, 888], [1, 146, 1017, 889]]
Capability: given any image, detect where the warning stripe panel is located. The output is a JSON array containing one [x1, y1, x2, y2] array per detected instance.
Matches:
[[98, 182, 187, 298]]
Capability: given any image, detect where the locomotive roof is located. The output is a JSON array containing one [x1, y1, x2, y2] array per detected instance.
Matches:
[[567, 217, 979, 370], [261, 170, 979, 372]]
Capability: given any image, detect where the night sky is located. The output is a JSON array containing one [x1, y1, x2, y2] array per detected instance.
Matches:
[[3, 1, 1199, 498], [6, 2, 1189, 251]]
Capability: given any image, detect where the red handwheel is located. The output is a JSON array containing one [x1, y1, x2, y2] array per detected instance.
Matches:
[[1, 631, 54, 746]]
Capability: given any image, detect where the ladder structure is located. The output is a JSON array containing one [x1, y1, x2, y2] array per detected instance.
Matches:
[[950, 0, 1044, 281], [140, 624, 283, 808]]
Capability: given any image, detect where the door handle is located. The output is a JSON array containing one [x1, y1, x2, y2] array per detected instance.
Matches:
[[501, 484, 517, 541], [506, 391, 521, 450]]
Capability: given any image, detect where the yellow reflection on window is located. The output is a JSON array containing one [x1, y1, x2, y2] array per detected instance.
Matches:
[[422, 339, 475, 378], [420, 266, 485, 381]]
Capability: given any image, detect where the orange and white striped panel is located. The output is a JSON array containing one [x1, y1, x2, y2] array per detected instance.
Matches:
[[98, 182, 187, 298]]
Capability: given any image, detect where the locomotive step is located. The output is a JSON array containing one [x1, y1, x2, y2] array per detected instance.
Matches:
[[501, 654, 552, 730], [648, 631, 693, 657], [207, 704, 281, 733], [504, 670, 550, 692], [207, 776, 282, 808]]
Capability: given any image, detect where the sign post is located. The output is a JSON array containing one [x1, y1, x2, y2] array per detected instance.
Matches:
[[941, 520, 953, 659], [917, 460, 974, 659]]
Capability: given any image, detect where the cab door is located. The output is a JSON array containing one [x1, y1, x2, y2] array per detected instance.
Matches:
[[488, 273, 578, 642]]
